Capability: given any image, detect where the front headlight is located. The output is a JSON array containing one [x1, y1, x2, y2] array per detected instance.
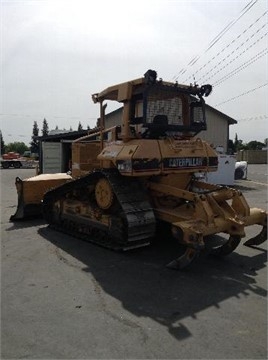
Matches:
[[117, 160, 132, 173]]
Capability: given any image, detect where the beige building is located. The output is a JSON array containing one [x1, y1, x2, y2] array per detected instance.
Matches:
[[103, 105, 237, 153], [201, 105, 237, 152]]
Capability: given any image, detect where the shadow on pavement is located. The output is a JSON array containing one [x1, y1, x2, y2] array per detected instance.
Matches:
[[6, 218, 46, 230], [38, 225, 267, 341], [232, 183, 260, 192]]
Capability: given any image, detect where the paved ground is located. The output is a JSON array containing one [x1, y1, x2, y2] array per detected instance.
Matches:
[[1, 165, 267, 359]]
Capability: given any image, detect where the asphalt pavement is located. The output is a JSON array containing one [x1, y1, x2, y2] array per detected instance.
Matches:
[[1, 165, 267, 359]]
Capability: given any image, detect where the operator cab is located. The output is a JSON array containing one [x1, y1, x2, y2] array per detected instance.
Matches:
[[130, 72, 211, 139], [92, 69, 212, 141]]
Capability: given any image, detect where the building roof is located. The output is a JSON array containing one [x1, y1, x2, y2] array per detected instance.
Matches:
[[206, 104, 237, 125], [36, 129, 90, 141], [48, 129, 72, 136]]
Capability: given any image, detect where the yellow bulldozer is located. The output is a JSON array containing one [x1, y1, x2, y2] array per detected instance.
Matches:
[[10, 70, 267, 269]]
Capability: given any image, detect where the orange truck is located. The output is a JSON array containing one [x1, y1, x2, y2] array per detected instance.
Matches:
[[1, 152, 23, 169], [1, 151, 37, 169], [2, 152, 20, 160]]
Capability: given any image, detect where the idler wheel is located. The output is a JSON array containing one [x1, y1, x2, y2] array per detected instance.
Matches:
[[95, 178, 114, 210]]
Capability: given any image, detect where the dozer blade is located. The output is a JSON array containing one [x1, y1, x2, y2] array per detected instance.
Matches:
[[10, 177, 36, 221], [10, 174, 73, 221], [10, 202, 42, 221]]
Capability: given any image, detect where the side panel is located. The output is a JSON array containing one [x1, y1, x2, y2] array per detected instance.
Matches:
[[72, 142, 101, 177]]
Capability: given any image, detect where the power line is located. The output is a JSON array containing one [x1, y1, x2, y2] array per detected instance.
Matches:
[[213, 49, 268, 86], [183, 10, 267, 83], [195, 24, 267, 83], [237, 115, 268, 122], [215, 83, 268, 107], [172, 0, 259, 81], [204, 0, 259, 53], [196, 31, 267, 84]]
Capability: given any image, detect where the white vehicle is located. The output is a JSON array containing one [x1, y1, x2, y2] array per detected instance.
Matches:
[[195, 146, 248, 185], [235, 161, 248, 180]]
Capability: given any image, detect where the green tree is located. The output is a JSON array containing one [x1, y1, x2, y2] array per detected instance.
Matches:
[[247, 140, 265, 150], [234, 133, 240, 151], [227, 139, 235, 154], [30, 121, 39, 153], [0, 130, 5, 155], [237, 140, 248, 151], [42, 118, 49, 136], [77, 122, 83, 131], [233, 134, 249, 151], [5, 142, 29, 155], [234, 133, 238, 145]]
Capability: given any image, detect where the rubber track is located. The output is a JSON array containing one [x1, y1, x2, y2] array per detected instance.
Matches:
[[42, 169, 156, 251]]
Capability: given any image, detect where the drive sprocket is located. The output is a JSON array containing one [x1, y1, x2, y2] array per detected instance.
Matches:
[[95, 177, 114, 210]]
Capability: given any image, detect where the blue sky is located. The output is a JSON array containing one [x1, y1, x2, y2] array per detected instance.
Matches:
[[1, 0, 267, 145]]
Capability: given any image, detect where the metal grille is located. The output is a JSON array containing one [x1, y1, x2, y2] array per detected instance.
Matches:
[[192, 105, 203, 123], [145, 88, 184, 125]]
